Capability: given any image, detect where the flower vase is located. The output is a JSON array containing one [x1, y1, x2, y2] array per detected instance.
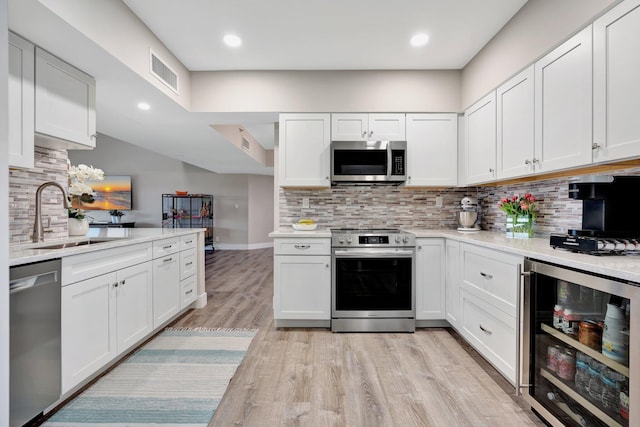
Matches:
[[111, 216, 121, 224], [68, 217, 89, 236], [506, 214, 534, 238]]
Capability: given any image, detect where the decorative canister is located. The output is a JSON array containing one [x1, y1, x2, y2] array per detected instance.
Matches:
[[578, 320, 603, 351]]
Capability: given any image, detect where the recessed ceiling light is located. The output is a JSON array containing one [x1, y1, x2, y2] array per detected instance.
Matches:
[[223, 34, 242, 48], [137, 102, 151, 111], [410, 33, 429, 47]]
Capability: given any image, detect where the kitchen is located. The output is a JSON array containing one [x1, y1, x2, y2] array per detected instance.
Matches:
[[3, 0, 640, 426]]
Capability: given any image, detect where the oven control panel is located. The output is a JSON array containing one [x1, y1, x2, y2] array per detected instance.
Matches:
[[359, 235, 389, 245], [331, 229, 415, 248]]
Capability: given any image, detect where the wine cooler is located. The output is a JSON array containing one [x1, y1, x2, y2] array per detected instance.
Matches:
[[522, 259, 639, 427]]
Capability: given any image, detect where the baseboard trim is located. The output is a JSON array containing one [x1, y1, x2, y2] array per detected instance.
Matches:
[[195, 292, 207, 308], [215, 242, 274, 250]]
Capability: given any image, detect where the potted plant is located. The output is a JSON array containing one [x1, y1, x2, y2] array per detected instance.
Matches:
[[109, 209, 125, 224]]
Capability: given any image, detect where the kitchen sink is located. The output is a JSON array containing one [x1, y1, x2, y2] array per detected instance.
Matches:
[[28, 239, 113, 250]]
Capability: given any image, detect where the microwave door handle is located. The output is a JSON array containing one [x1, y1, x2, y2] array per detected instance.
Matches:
[[386, 144, 392, 180]]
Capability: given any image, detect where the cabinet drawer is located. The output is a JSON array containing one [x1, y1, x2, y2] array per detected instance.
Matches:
[[153, 237, 180, 258], [62, 243, 152, 286], [180, 248, 197, 280], [180, 234, 197, 251], [461, 243, 522, 317], [274, 238, 330, 255], [180, 275, 197, 309], [460, 289, 516, 383]]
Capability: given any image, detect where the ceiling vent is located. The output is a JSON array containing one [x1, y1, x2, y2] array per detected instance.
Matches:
[[150, 49, 178, 93], [241, 136, 251, 151]]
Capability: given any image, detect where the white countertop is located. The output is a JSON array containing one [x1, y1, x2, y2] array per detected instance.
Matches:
[[10, 228, 206, 267], [269, 227, 640, 283]]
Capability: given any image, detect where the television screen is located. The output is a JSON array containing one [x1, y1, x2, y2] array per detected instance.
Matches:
[[82, 175, 132, 210]]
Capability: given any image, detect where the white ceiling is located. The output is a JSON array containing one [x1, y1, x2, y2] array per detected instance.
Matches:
[[9, 0, 527, 175]]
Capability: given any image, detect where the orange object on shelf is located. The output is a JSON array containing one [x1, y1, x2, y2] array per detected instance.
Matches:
[[175, 191, 188, 196]]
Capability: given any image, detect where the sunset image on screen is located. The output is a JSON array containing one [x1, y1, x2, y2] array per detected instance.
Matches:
[[82, 176, 132, 210]]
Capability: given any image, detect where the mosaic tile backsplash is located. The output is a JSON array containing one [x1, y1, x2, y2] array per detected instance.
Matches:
[[280, 167, 640, 236], [9, 147, 69, 243]]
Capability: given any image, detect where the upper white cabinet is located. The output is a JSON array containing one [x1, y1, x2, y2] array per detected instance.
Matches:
[[332, 113, 405, 141], [534, 26, 592, 174], [405, 114, 458, 187], [463, 92, 496, 185], [8, 33, 35, 169], [35, 47, 96, 149], [416, 238, 446, 321], [593, 0, 640, 162], [496, 66, 535, 180], [279, 113, 331, 188]]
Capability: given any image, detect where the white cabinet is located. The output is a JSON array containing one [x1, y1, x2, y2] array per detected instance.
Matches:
[[496, 66, 535, 180], [458, 243, 523, 384], [278, 113, 331, 188], [415, 238, 446, 321], [152, 238, 181, 328], [445, 239, 460, 327], [331, 113, 405, 141], [61, 261, 152, 394], [273, 237, 331, 325], [8, 32, 35, 169], [179, 235, 198, 308], [593, 0, 640, 163], [534, 26, 592, 174], [463, 92, 496, 185], [405, 114, 458, 187], [35, 47, 96, 149]]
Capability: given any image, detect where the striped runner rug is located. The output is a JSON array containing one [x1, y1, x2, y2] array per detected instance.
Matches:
[[43, 328, 257, 426]]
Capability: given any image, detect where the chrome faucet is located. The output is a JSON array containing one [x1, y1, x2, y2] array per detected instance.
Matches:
[[33, 181, 71, 242]]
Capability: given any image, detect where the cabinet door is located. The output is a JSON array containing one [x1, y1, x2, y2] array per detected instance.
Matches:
[[116, 262, 153, 354], [331, 113, 369, 140], [152, 254, 180, 328], [61, 272, 117, 394], [35, 47, 96, 148], [8, 33, 35, 169], [273, 255, 331, 319], [368, 113, 406, 140], [593, 0, 640, 162], [496, 66, 535, 180], [416, 239, 445, 320], [534, 26, 592, 173], [445, 239, 460, 327], [464, 92, 496, 185], [405, 114, 457, 187], [279, 113, 331, 187]]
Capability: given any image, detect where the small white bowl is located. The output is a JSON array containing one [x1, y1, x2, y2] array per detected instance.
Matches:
[[292, 223, 318, 231]]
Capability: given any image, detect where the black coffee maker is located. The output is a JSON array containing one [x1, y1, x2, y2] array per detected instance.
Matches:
[[568, 175, 640, 237]]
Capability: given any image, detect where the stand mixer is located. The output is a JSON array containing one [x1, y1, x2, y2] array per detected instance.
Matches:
[[457, 196, 480, 231]]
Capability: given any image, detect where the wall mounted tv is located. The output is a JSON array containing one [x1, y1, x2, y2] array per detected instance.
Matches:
[[82, 175, 133, 211]]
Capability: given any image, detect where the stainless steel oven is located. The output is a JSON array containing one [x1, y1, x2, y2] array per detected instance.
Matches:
[[331, 229, 415, 332]]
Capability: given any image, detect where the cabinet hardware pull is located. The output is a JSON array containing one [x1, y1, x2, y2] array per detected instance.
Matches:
[[489, 168, 494, 173], [532, 158, 539, 164], [480, 272, 493, 279], [120, 280, 126, 286], [113, 282, 119, 288], [524, 159, 531, 165], [362, 131, 367, 137], [185, 289, 193, 294], [163, 257, 173, 262], [186, 261, 193, 266], [185, 240, 193, 244], [91, 134, 97, 140], [592, 142, 601, 150], [325, 264, 329, 268], [479, 324, 492, 335], [369, 130, 373, 137], [294, 244, 311, 249], [162, 245, 173, 249]]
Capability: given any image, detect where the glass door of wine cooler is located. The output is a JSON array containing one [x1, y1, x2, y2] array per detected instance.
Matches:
[[523, 259, 639, 427]]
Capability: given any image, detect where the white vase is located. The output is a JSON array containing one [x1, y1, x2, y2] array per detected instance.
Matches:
[[68, 217, 89, 236]]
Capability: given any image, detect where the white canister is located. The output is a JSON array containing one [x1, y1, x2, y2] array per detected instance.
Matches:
[[602, 303, 629, 364]]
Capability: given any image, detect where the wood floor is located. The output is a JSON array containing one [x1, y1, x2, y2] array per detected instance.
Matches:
[[174, 248, 545, 427]]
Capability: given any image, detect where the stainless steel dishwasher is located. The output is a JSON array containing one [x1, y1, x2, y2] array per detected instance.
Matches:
[[10, 259, 62, 427]]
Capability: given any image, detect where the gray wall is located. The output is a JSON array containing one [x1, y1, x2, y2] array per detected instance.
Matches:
[[69, 134, 272, 248]]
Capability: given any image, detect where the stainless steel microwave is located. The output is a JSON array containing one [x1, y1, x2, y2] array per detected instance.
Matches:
[[331, 140, 407, 184]]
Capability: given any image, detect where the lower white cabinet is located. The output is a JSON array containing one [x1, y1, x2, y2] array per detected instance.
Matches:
[[457, 242, 523, 384], [273, 237, 331, 324], [415, 238, 446, 321], [61, 261, 152, 394], [152, 251, 180, 328], [445, 239, 460, 327]]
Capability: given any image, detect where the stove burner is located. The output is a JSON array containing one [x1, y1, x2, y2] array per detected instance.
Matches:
[[550, 233, 640, 255]]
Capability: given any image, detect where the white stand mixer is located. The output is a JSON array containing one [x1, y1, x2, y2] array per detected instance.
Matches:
[[457, 196, 480, 231]]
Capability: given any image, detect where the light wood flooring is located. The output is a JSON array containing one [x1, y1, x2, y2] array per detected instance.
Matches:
[[174, 248, 545, 427]]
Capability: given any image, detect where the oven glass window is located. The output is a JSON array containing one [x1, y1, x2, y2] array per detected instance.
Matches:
[[334, 258, 412, 310], [333, 150, 387, 176]]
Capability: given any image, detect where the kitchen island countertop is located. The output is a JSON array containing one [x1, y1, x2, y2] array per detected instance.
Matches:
[[10, 227, 206, 267]]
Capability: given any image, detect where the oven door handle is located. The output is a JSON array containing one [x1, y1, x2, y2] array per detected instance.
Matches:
[[333, 249, 415, 257]]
